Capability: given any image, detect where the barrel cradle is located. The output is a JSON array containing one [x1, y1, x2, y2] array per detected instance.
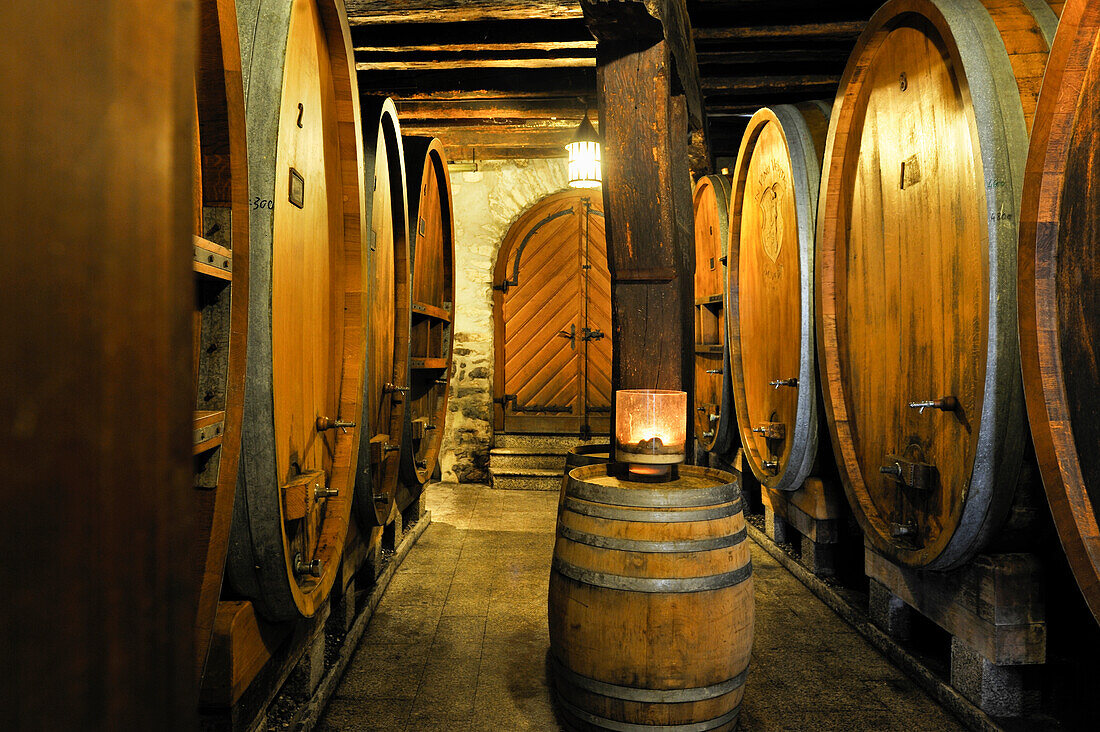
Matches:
[[356, 97, 411, 527], [816, 0, 1056, 569], [692, 174, 736, 456], [549, 464, 753, 731], [190, 0, 250, 679], [399, 136, 455, 503], [727, 102, 830, 494], [227, 0, 366, 622], [1018, 0, 1100, 622]]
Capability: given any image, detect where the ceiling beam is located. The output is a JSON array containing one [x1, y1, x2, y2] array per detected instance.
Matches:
[[344, 0, 582, 24], [394, 97, 589, 119], [693, 21, 865, 41], [357, 58, 595, 70], [355, 40, 596, 52], [701, 74, 840, 93]]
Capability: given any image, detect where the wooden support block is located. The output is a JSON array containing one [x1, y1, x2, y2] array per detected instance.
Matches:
[[383, 501, 404, 552], [865, 547, 1046, 666], [762, 480, 841, 544], [199, 601, 293, 709], [281, 470, 324, 521], [283, 602, 330, 700]]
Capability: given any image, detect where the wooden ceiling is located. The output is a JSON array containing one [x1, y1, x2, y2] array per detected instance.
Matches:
[[348, 0, 883, 164]]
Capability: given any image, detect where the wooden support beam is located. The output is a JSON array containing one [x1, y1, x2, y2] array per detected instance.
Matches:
[[693, 22, 866, 42], [445, 145, 568, 160], [356, 57, 594, 71], [355, 40, 596, 53], [595, 38, 695, 446], [701, 74, 840, 93], [394, 97, 588, 119], [356, 67, 596, 98], [582, 0, 705, 132], [345, 0, 582, 24]]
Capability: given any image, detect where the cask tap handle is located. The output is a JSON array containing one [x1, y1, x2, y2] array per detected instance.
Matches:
[[908, 396, 958, 414], [770, 378, 798, 389], [316, 416, 356, 433]]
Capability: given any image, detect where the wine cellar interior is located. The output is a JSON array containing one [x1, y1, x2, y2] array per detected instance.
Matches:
[[5, 0, 1100, 730]]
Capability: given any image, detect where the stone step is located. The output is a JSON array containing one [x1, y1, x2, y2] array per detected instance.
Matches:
[[493, 433, 610, 453], [489, 448, 566, 473], [489, 468, 562, 492]]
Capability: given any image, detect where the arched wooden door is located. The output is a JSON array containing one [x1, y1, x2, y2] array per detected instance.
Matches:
[[493, 191, 610, 435]]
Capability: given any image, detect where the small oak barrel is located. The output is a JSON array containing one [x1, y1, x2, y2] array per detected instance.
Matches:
[[1018, 0, 1100, 622], [1, 0, 197, 726], [398, 136, 455, 504], [190, 0, 249, 679], [355, 97, 411, 526], [559, 444, 612, 504], [728, 102, 830, 494], [692, 174, 736, 456], [816, 0, 1056, 569], [227, 0, 366, 622], [549, 465, 753, 731]]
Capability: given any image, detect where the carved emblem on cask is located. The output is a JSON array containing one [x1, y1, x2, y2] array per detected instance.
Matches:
[[756, 161, 787, 263]]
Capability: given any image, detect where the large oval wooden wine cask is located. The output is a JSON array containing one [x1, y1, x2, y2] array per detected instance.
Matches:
[[816, 0, 1056, 569], [355, 97, 411, 527], [727, 102, 830, 494], [1018, 0, 1100, 622], [399, 136, 455, 502], [191, 0, 249, 679], [227, 0, 366, 622], [0, 0, 197, 726], [692, 174, 736, 455], [549, 465, 753, 731]]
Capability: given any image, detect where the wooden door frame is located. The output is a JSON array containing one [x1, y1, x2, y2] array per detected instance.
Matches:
[[492, 190, 606, 432]]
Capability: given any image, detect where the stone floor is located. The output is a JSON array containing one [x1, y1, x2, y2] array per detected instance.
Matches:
[[318, 483, 965, 732]]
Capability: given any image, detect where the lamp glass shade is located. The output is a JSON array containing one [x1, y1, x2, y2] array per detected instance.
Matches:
[[566, 114, 601, 188], [566, 140, 601, 188], [614, 389, 687, 464]]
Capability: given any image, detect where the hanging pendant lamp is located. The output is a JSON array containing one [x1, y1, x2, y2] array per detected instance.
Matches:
[[566, 111, 602, 189]]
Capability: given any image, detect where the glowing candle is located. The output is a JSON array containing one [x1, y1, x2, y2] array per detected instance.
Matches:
[[614, 389, 687, 465]]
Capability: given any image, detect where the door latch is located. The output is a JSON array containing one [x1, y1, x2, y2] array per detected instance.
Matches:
[[580, 327, 604, 342], [557, 324, 576, 348]]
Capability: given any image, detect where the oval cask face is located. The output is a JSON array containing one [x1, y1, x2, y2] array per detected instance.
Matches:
[[227, 0, 364, 622], [692, 175, 733, 454], [738, 120, 802, 475], [356, 99, 410, 528], [843, 24, 986, 560], [273, 0, 340, 591], [817, 0, 1055, 569], [728, 103, 827, 493], [1019, 0, 1100, 622], [402, 138, 455, 494]]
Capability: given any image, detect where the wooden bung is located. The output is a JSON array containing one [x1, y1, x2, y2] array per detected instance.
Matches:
[[226, 0, 366, 622], [355, 97, 411, 527], [692, 173, 736, 456], [398, 136, 455, 501], [727, 102, 830, 493], [549, 464, 753, 731], [191, 0, 250, 681], [815, 0, 1056, 569], [1018, 0, 1100, 623]]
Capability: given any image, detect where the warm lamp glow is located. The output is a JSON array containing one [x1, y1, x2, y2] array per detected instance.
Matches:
[[566, 113, 601, 189], [614, 389, 687, 465]]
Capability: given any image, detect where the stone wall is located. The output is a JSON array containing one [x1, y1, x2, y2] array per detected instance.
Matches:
[[440, 158, 570, 482]]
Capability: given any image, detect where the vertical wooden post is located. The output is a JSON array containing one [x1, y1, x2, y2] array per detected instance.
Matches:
[[586, 0, 705, 452]]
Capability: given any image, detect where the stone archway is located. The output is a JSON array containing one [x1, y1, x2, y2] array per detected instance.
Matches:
[[439, 159, 570, 482]]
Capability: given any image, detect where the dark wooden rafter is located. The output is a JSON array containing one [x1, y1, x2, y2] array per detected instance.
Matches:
[[345, 0, 582, 23]]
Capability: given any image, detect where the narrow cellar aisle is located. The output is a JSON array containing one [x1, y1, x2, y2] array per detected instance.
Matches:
[[317, 484, 964, 732]]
